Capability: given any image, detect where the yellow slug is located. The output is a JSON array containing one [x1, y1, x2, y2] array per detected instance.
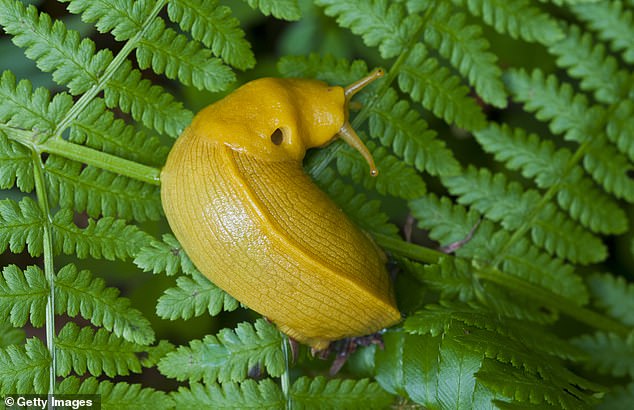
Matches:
[[160, 70, 401, 349]]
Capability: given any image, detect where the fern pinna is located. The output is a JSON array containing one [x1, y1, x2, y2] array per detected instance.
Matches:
[[0, 0, 633, 408]]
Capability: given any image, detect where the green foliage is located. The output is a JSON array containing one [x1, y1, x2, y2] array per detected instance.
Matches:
[[1, 0, 633, 408], [159, 319, 284, 383]]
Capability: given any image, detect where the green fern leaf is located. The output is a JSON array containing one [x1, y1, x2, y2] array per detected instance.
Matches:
[[277, 53, 368, 86], [52, 209, 152, 260], [45, 156, 162, 222], [449, 0, 564, 45], [549, 24, 629, 104], [168, 0, 255, 70], [477, 359, 595, 409], [134, 234, 197, 276], [159, 319, 284, 383], [0, 337, 49, 395], [0, 70, 72, 130], [105, 60, 193, 137], [156, 271, 239, 320], [442, 166, 606, 263], [315, 0, 422, 58], [402, 257, 474, 301], [0, 265, 47, 328], [0, 0, 112, 95], [171, 379, 283, 409], [606, 99, 634, 164], [55, 264, 155, 345], [315, 168, 399, 237], [587, 273, 634, 326], [400, 43, 486, 130], [55, 322, 144, 377], [571, 331, 634, 378], [583, 137, 634, 202], [571, 0, 634, 63], [504, 68, 600, 144], [290, 377, 392, 409], [58, 376, 174, 409], [0, 197, 44, 257], [245, 0, 301, 21], [0, 323, 25, 347], [136, 18, 235, 91], [422, 2, 506, 107], [336, 141, 426, 199], [369, 88, 461, 177], [69, 98, 169, 166], [0, 130, 33, 192], [474, 124, 627, 234]]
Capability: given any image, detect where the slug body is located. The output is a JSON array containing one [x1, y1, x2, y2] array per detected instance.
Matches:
[[161, 75, 401, 349]]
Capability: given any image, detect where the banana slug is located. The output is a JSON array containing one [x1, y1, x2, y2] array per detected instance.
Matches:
[[160, 69, 401, 349]]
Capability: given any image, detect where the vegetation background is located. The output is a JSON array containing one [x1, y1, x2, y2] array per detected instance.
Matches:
[[1, 0, 633, 408]]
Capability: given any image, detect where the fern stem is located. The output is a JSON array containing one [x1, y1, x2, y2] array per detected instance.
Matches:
[[41, 138, 161, 185], [473, 262, 631, 336], [53, 0, 168, 137], [377, 234, 632, 336], [375, 233, 446, 263], [280, 334, 292, 410], [31, 150, 56, 395]]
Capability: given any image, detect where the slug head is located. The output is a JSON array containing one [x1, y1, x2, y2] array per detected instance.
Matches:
[[189, 69, 384, 174]]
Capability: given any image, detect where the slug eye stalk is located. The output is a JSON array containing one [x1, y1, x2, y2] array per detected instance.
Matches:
[[339, 68, 385, 177]]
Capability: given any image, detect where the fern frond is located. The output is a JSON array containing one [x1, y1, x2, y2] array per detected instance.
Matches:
[[58, 376, 174, 409], [0, 323, 25, 347], [105, 60, 192, 137], [55, 322, 144, 377], [156, 272, 239, 320], [474, 124, 627, 234], [315, 0, 422, 59], [443, 166, 605, 263], [400, 43, 486, 130], [0, 197, 44, 257], [571, 0, 634, 63], [315, 168, 399, 237], [0, 265, 47, 328], [504, 68, 599, 144], [0, 337, 49, 395], [402, 257, 474, 301], [172, 379, 283, 409], [549, 24, 629, 104], [69, 99, 169, 166], [136, 18, 235, 91], [477, 359, 595, 409], [0, 70, 72, 130], [336, 141, 426, 199], [369, 88, 461, 177], [606, 100, 634, 164], [449, 0, 564, 45], [0, 130, 33, 192], [55, 264, 155, 345], [168, 0, 255, 70], [244, 0, 301, 21], [52, 209, 152, 260], [505, 68, 634, 202], [571, 331, 634, 378], [45, 156, 162, 222], [587, 273, 634, 326], [277, 53, 368, 86], [422, 2, 506, 107], [159, 319, 284, 383], [134, 234, 197, 276], [291, 377, 392, 409], [0, 0, 112, 95]]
